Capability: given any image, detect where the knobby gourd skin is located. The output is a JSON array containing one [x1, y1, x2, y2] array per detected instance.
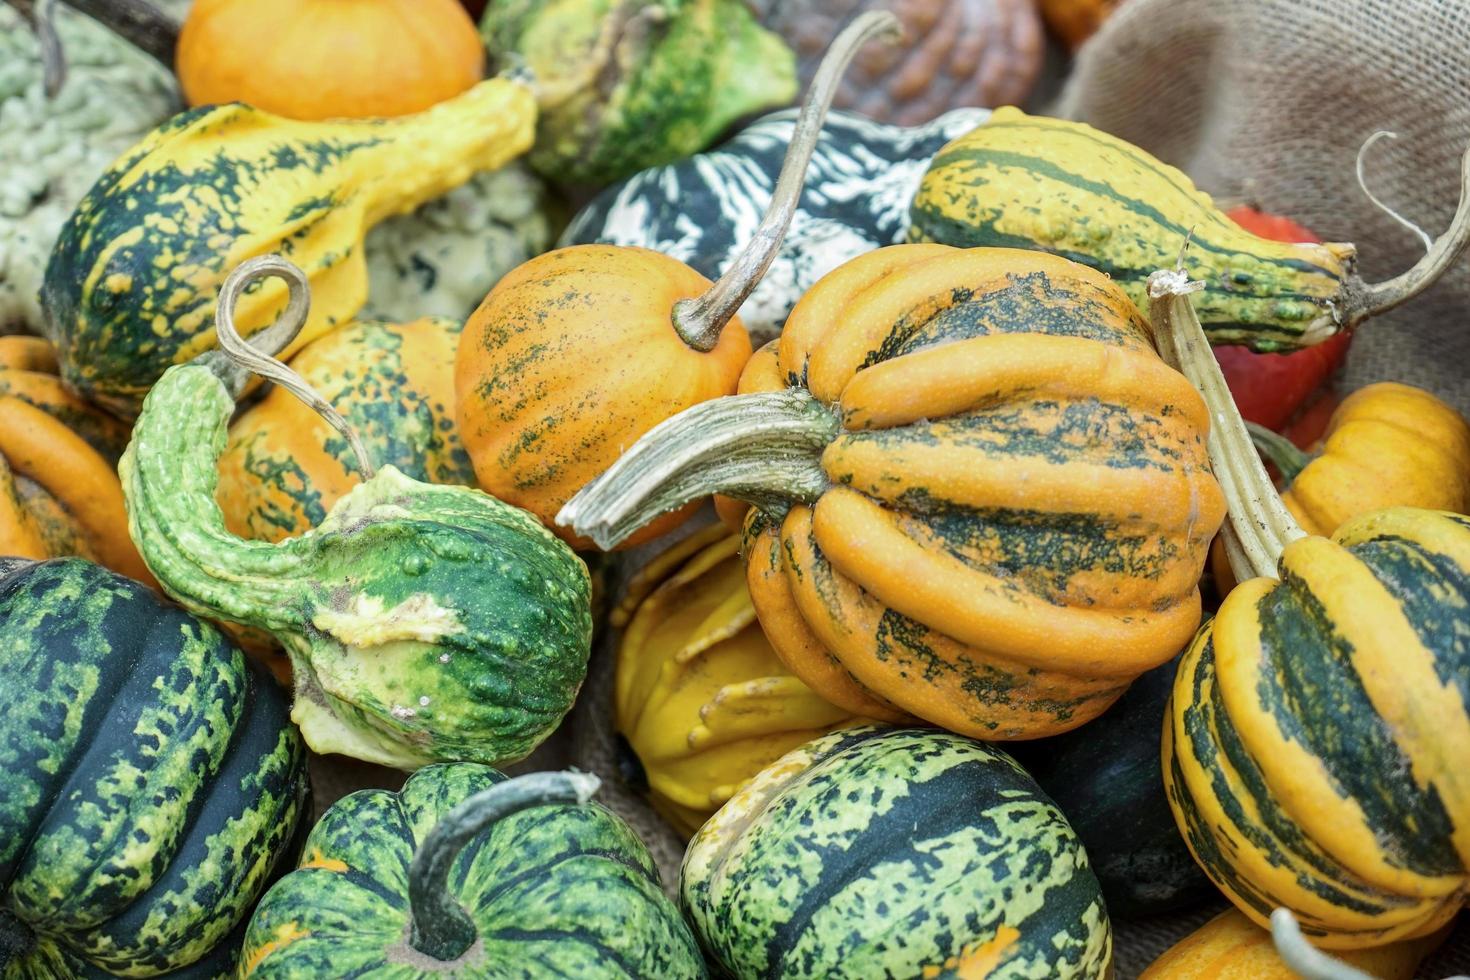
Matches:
[[481, 0, 796, 186], [567, 244, 1226, 740], [120, 359, 593, 770], [0, 558, 308, 978], [909, 107, 1467, 351], [41, 77, 536, 417], [218, 317, 476, 544], [613, 525, 864, 837], [241, 765, 705, 979], [681, 726, 1112, 978], [1148, 270, 1470, 950]]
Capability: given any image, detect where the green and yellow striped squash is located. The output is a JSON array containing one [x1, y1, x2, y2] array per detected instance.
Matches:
[[41, 78, 536, 418], [562, 244, 1226, 740], [120, 258, 592, 770], [0, 557, 308, 978], [910, 106, 1470, 352], [681, 726, 1112, 978], [242, 767, 705, 978], [217, 316, 475, 544], [1149, 268, 1470, 950]]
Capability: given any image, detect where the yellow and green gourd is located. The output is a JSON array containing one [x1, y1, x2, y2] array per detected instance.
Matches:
[[120, 256, 593, 771], [41, 76, 536, 417], [910, 107, 1470, 351]]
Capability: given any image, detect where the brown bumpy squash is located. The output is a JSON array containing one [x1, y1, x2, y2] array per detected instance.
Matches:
[[564, 244, 1226, 740]]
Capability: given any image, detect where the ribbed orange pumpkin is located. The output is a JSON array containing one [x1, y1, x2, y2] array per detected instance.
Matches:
[[564, 244, 1226, 739], [454, 13, 898, 550], [177, 0, 485, 120], [0, 337, 151, 584]]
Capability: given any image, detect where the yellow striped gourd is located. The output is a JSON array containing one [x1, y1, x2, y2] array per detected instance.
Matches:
[[911, 107, 1470, 352]]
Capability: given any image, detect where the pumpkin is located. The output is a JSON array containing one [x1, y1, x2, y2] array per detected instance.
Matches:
[[41, 76, 535, 417], [120, 256, 592, 770], [1008, 655, 1215, 918], [1138, 908, 1448, 979], [480, 0, 795, 186], [614, 523, 864, 838], [456, 13, 899, 549], [0, 556, 308, 978], [177, 0, 485, 120], [682, 726, 1112, 978], [564, 244, 1226, 740], [1149, 265, 1470, 948], [909, 107, 1470, 351], [562, 105, 988, 344], [0, 336, 151, 583], [241, 767, 705, 978], [1247, 382, 1470, 536], [1037, 0, 1120, 49], [218, 316, 475, 544], [751, 0, 1042, 125]]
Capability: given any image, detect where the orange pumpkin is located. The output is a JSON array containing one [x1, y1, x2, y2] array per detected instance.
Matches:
[[1037, 0, 1122, 49], [564, 244, 1226, 739], [177, 0, 485, 120], [454, 13, 899, 550], [0, 337, 151, 584]]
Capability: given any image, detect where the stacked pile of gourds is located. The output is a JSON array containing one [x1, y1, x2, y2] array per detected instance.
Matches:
[[3, 1, 1468, 978]]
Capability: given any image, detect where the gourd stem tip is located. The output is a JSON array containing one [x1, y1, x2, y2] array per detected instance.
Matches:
[[1244, 421, 1310, 485], [1269, 909, 1377, 980], [214, 256, 377, 481], [672, 10, 903, 352]]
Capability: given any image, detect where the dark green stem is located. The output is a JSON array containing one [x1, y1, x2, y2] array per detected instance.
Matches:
[[1244, 421, 1311, 485], [558, 389, 840, 550], [408, 771, 600, 962], [669, 10, 900, 351]]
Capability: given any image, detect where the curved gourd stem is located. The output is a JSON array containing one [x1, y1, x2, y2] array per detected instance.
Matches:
[[1356, 132, 1433, 253], [670, 10, 902, 352], [0, 557, 34, 578], [1270, 909, 1376, 980], [408, 771, 601, 962], [558, 389, 838, 550], [1245, 421, 1311, 485], [1343, 147, 1470, 328], [9, 0, 179, 96], [212, 255, 376, 480], [1148, 266, 1305, 581]]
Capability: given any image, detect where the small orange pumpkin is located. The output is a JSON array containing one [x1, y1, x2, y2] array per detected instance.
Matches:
[[1037, 0, 1122, 49], [177, 0, 485, 120], [454, 13, 899, 549]]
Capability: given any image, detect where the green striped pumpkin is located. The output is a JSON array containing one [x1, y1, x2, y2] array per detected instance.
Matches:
[[241, 766, 705, 978], [909, 106, 1470, 352], [681, 726, 1112, 978], [0, 557, 308, 978]]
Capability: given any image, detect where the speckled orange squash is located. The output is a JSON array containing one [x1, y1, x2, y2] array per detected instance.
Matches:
[[177, 0, 485, 120], [454, 13, 898, 550], [564, 244, 1226, 739], [1037, 0, 1121, 49]]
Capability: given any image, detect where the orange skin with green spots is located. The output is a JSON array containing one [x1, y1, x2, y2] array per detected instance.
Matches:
[[455, 244, 752, 550]]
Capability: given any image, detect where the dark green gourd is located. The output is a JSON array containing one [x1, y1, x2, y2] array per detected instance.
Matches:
[[118, 256, 593, 770], [241, 767, 706, 978], [0, 556, 308, 978]]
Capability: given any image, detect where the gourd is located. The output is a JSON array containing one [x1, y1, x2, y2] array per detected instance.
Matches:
[[177, 0, 484, 120], [562, 105, 988, 344], [910, 107, 1470, 351], [120, 256, 593, 770], [0, 556, 309, 978], [614, 524, 863, 838], [1037, 0, 1120, 49], [751, 0, 1042, 125], [681, 726, 1112, 978], [1138, 908, 1448, 980], [1150, 262, 1470, 948], [0, 336, 151, 583], [1008, 656, 1215, 918], [563, 244, 1225, 739], [241, 767, 705, 978], [42, 75, 536, 417], [1246, 382, 1470, 536], [217, 316, 475, 544], [480, 0, 796, 186], [456, 14, 900, 549], [0, 1, 179, 335]]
